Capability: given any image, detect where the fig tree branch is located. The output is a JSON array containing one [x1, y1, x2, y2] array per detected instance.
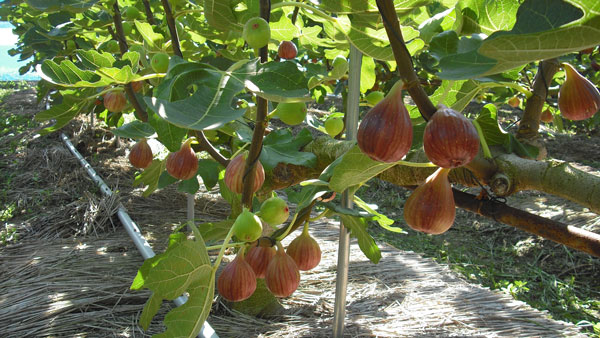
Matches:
[[376, 0, 436, 120], [517, 59, 560, 139], [453, 189, 600, 258], [141, 0, 156, 25], [160, 0, 182, 58], [241, 0, 271, 208], [112, 1, 148, 122]]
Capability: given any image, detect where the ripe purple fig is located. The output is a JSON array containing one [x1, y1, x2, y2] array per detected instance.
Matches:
[[103, 91, 127, 113], [265, 242, 300, 298], [286, 226, 321, 271], [232, 208, 263, 243], [128, 138, 153, 169], [258, 196, 289, 226], [245, 245, 276, 278], [357, 81, 413, 162], [278, 41, 297, 59], [217, 250, 257, 302], [423, 105, 479, 169], [403, 167, 455, 235], [166, 139, 198, 180], [224, 153, 265, 194], [558, 63, 600, 121]]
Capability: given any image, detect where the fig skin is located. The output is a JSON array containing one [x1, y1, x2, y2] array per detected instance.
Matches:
[[540, 109, 554, 123], [357, 81, 413, 163], [258, 196, 289, 226], [217, 250, 257, 302], [245, 245, 276, 278], [128, 138, 153, 169], [286, 226, 321, 271], [243, 17, 271, 50], [558, 63, 600, 121], [403, 167, 455, 235], [165, 139, 198, 180], [265, 242, 300, 298], [131, 81, 143, 93], [278, 41, 297, 59], [224, 153, 265, 194], [103, 91, 127, 113], [423, 105, 479, 169], [232, 208, 263, 243]]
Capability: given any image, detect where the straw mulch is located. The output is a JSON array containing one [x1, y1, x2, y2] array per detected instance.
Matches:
[[0, 215, 586, 337]]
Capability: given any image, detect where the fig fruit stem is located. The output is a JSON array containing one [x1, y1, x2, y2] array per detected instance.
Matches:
[[212, 224, 236, 272], [205, 242, 248, 251], [480, 82, 532, 98], [274, 211, 300, 241], [471, 120, 492, 159], [395, 160, 438, 168], [301, 220, 309, 235], [308, 208, 333, 222]]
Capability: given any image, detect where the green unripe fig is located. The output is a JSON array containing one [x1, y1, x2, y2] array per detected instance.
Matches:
[[66, 40, 76, 50], [366, 91, 385, 106], [122, 22, 133, 36], [99, 40, 119, 53], [233, 208, 263, 242], [242, 17, 271, 50], [151, 52, 170, 73], [324, 116, 344, 137], [258, 197, 289, 226], [123, 6, 141, 20], [330, 55, 348, 78], [274, 102, 307, 125]]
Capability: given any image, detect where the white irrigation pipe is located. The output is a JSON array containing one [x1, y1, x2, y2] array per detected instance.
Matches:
[[332, 45, 362, 337], [60, 132, 218, 338]]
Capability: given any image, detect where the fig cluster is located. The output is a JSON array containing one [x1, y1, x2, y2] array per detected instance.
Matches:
[[217, 224, 322, 302]]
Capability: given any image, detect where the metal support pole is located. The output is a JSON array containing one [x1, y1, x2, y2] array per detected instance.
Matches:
[[187, 193, 195, 231], [332, 45, 362, 337]]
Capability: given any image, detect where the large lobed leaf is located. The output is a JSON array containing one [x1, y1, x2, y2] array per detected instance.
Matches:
[[131, 237, 213, 338], [438, 0, 600, 79]]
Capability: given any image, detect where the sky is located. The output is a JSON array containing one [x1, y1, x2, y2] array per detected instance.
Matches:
[[0, 21, 40, 80]]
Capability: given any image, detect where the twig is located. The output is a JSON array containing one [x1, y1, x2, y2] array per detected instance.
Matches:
[[160, 0, 182, 58], [241, 0, 271, 208], [376, 0, 436, 120], [141, 0, 156, 25], [111, 1, 148, 122], [517, 59, 560, 139]]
